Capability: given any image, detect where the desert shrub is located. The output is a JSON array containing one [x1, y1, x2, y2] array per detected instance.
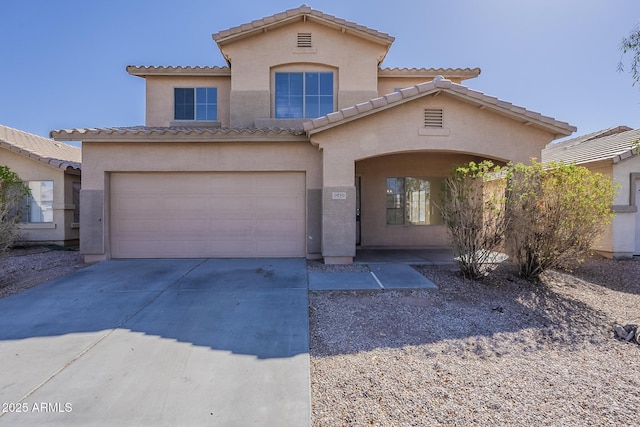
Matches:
[[0, 166, 29, 254], [505, 161, 617, 281], [441, 161, 508, 279]]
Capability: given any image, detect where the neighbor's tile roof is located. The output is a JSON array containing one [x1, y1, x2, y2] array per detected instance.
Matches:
[[127, 65, 231, 77], [303, 77, 576, 137], [0, 124, 81, 171], [212, 5, 395, 46], [51, 126, 307, 142], [542, 126, 640, 165]]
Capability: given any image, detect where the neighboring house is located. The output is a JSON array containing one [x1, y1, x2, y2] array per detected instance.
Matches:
[[542, 126, 640, 258], [52, 6, 575, 263], [0, 124, 81, 246]]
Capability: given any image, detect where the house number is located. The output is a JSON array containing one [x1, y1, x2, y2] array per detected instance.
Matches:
[[332, 192, 347, 200]]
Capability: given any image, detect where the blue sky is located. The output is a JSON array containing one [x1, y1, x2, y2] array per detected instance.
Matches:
[[1, 0, 639, 144]]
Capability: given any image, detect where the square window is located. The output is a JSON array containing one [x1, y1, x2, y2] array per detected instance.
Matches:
[[174, 87, 217, 121], [275, 72, 333, 118]]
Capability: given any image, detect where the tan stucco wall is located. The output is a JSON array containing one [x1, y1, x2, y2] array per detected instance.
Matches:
[[81, 140, 322, 259], [145, 76, 231, 127], [356, 152, 484, 247], [220, 21, 386, 127], [1, 149, 79, 244]]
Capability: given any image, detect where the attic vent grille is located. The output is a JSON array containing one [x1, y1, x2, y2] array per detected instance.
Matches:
[[297, 33, 312, 48], [424, 109, 443, 128]]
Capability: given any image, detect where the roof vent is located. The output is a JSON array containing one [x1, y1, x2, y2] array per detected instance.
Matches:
[[424, 109, 443, 128], [297, 33, 312, 48]]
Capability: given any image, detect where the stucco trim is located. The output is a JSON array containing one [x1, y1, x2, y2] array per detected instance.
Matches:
[[304, 77, 576, 138]]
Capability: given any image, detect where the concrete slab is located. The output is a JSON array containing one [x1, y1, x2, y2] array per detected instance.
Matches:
[[369, 264, 438, 289], [0, 258, 310, 426], [354, 248, 455, 265], [308, 272, 381, 291]]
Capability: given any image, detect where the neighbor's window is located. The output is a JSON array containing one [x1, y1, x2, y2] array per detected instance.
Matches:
[[275, 72, 333, 118], [21, 181, 54, 223], [386, 177, 443, 225], [174, 87, 217, 121]]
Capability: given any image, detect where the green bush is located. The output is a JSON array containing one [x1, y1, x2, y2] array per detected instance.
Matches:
[[0, 166, 29, 254], [505, 161, 617, 281]]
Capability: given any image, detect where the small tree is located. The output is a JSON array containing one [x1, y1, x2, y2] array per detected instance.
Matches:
[[505, 161, 617, 281], [618, 23, 640, 87], [0, 166, 28, 254], [441, 161, 508, 280]]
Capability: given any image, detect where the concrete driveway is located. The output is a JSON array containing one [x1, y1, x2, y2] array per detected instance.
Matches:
[[0, 258, 310, 426]]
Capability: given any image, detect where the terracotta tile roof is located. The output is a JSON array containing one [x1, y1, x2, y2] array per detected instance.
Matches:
[[303, 77, 576, 137], [212, 5, 395, 46], [127, 65, 231, 77], [0, 124, 81, 171], [378, 67, 481, 80], [51, 126, 307, 142], [542, 126, 640, 165]]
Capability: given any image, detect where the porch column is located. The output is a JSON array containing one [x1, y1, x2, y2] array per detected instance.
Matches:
[[322, 150, 356, 264]]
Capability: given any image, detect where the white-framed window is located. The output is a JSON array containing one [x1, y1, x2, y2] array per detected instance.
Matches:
[[21, 181, 53, 223], [275, 72, 333, 118], [174, 87, 217, 121], [386, 177, 443, 225]]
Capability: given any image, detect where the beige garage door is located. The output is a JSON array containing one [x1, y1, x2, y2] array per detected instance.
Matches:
[[110, 172, 306, 258]]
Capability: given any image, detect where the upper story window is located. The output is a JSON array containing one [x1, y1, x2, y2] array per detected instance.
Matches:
[[174, 87, 217, 121], [275, 72, 333, 119], [21, 180, 53, 223]]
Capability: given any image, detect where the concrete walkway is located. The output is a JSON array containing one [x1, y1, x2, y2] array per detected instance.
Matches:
[[0, 259, 310, 427], [308, 263, 438, 291]]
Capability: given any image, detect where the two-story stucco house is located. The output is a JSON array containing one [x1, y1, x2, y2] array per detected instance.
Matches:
[[53, 6, 575, 264]]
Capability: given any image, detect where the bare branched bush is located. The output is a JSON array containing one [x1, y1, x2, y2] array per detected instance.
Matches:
[[442, 161, 507, 280]]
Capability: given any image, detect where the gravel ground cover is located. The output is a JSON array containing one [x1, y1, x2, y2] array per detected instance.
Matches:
[[0, 246, 85, 299], [309, 256, 640, 426]]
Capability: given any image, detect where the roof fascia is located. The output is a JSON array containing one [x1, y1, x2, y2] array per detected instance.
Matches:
[[51, 130, 309, 144]]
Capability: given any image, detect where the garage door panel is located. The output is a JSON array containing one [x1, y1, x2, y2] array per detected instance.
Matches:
[[110, 172, 306, 258]]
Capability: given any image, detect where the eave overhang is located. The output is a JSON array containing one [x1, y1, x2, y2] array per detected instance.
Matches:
[[51, 126, 309, 144]]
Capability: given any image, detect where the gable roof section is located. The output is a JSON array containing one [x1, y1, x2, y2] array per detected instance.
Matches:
[[542, 126, 640, 165], [0, 124, 81, 171], [304, 77, 576, 138], [212, 5, 395, 64]]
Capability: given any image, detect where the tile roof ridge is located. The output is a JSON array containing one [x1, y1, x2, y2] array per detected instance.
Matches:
[[212, 5, 394, 44]]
